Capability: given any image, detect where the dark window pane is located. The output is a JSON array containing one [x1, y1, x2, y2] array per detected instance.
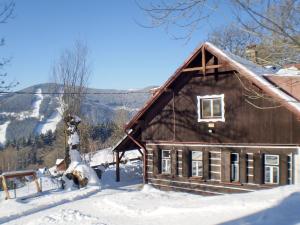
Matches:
[[201, 99, 211, 118], [273, 167, 279, 183], [162, 150, 170, 158], [213, 98, 222, 117], [231, 153, 238, 162], [198, 161, 203, 176], [192, 161, 197, 176], [265, 166, 271, 183], [231, 164, 239, 181]]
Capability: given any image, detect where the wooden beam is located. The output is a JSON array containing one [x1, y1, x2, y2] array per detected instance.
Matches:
[[164, 88, 173, 92], [119, 151, 125, 161], [194, 70, 235, 77], [182, 64, 224, 72], [137, 148, 143, 156], [214, 56, 219, 81], [202, 47, 206, 76], [116, 151, 120, 182]]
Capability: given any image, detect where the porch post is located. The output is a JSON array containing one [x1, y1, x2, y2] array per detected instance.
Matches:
[[116, 151, 120, 182], [1, 177, 10, 200]]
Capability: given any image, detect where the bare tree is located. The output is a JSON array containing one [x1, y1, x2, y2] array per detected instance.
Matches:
[[232, 0, 300, 47], [53, 41, 90, 116], [208, 24, 259, 57], [52, 41, 90, 163], [137, 0, 214, 41], [0, 0, 18, 92], [0, 146, 17, 172], [208, 24, 299, 66], [138, 0, 299, 64]]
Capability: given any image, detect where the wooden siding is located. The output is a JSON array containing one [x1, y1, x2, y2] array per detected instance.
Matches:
[[141, 72, 300, 145], [146, 144, 297, 194]]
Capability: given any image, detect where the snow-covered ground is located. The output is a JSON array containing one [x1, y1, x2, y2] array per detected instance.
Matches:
[[1, 162, 300, 225], [88, 148, 141, 167]]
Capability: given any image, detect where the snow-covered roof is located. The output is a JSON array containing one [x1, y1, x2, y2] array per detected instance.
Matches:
[[56, 159, 64, 165], [276, 66, 300, 76], [222, 48, 275, 76]]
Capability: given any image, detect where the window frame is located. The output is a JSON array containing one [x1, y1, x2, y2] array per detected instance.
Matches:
[[161, 150, 171, 174], [191, 151, 203, 177], [264, 154, 279, 184], [197, 94, 225, 122]]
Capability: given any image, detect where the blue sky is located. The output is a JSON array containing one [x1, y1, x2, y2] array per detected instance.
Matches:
[[1, 0, 234, 90]]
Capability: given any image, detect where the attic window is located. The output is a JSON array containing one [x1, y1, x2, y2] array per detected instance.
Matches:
[[197, 94, 225, 122]]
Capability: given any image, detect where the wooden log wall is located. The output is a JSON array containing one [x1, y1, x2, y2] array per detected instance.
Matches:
[[145, 144, 297, 195]]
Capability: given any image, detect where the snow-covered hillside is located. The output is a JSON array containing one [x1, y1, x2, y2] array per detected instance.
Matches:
[[35, 100, 63, 135], [0, 121, 10, 144], [0, 88, 63, 145], [0, 88, 45, 121], [0, 83, 152, 144], [1, 162, 300, 225]]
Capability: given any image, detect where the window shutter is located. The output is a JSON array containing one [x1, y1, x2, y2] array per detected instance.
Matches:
[[158, 149, 162, 174], [171, 149, 177, 177], [182, 149, 191, 177], [203, 150, 209, 180], [254, 153, 264, 184], [239, 152, 247, 184], [153, 148, 161, 175], [279, 154, 288, 185], [221, 150, 231, 182]]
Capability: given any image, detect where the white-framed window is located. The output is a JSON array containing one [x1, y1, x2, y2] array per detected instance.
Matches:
[[192, 151, 203, 177], [197, 94, 225, 122], [161, 150, 171, 174], [231, 153, 239, 182], [264, 154, 279, 184]]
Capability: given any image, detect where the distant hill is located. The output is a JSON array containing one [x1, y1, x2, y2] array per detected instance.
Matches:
[[0, 83, 153, 144]]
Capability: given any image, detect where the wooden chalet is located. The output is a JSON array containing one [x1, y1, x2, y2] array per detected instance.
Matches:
[[113, 42, 300, 195]]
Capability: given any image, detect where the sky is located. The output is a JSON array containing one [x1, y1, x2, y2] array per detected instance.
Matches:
[[1, 0, 234, 90]]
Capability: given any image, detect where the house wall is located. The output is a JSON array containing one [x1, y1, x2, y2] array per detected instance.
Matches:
[[146, 143, 297, 194], [141, 72, 300, 144]]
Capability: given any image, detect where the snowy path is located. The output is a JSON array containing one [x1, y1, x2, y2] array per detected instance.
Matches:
[[0, 187, 100, 224], [1, 162, 300, 225], [2, 183, 300, 225]]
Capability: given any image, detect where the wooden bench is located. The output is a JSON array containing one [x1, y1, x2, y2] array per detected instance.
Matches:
[[0, 170, 41, 200]]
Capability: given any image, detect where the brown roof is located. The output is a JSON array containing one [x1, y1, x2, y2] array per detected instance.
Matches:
[[113, 134, 139, 152], [264, 76, 300, 102], [125, 42, 300, 130], [284, 64, 300, 69]]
